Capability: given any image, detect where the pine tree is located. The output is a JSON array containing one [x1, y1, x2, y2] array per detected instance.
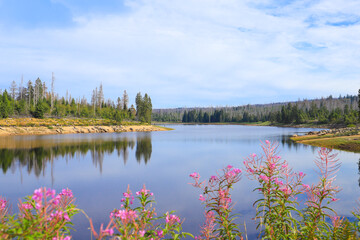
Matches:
[[123, 90, 129, 110]]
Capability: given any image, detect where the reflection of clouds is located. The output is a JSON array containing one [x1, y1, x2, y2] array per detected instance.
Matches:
[[0, 134, 152, 179]]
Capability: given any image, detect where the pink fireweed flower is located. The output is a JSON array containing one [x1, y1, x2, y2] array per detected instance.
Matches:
[[259, 175, 269, 183], [298, 172, 304, 177], [331, 198, 339, 202], [59, 189, 73, 198], [265, 140, 270, 144], [113, 209, 138, 222], [227, 165, 233, 169], [21, 203, 32, 210], [0, 198, 7, 210], [102, 228, 114, 236], [53, 237, 71, 240], [33, 188, 43, 202], [139, 230, 145, 237], [166, 213, 180, 225], [52, 195, 61, 206], [232, 168, 241, 174], [157, 230, 164, 237], [302, 184, 310, 189], [46, 189, 56, 198], [136, 187, 153, 196], [190, 172, 199, 178], [35, 202, 42, 209], [269, 163, 276, 170], [274, 178, 283, 186], [199, 194, 206, 201], [210, 175, 218, 181], [279, 186, 292, 195], [63, 212, 70, 221], [281, 164, 288, 169], [252, 153, 257, 158]]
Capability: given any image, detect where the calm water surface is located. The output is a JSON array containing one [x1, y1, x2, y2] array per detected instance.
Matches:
[[1, 125, 360, 239]]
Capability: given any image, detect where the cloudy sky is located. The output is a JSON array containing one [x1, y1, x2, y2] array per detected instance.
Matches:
[[0, 0, 359, 108]]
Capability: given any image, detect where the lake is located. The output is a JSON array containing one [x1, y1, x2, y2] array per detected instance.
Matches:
[[1, 124, 359, 239]]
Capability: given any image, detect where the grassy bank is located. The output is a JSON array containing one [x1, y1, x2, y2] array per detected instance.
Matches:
[[0, 117, 148, 127], [291, 133, 360, 153]]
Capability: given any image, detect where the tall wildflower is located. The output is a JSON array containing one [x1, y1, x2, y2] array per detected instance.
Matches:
[[190, 166, 243, 239], [88, 185, 192, 239], [300, 147, 341, 239], [0, 187, 77, 239], [243, 141, 305, 239]]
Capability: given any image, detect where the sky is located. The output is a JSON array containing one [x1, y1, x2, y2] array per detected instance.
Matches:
[[0, 0, 359, 108]]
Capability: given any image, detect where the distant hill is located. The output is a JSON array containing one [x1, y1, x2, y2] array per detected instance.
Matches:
[[152, 94, 359, 126]]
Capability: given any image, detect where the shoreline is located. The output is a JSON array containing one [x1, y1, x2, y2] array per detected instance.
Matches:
[[0, 125, 170, 136], [291, 127, 360, 153], [154, 121, 335, 129]]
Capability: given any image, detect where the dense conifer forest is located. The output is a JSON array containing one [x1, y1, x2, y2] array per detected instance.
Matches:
[[0, 75, 152, 123], [153, 91, 360, 126]]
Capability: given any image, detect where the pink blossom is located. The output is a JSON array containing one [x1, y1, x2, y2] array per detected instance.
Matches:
[[299, 172, 304, 177], [52, 195, 61, 206], [102, 228, 114, 236], [210, 175, 218, 181], [259, 175, 269, 183], [227, 165, 233, 169], [166, 213, 180, 225], [35, 202, 42, 209], [279, 186, 292, 195], [331, 198, 339, 202], [274, 178, 283, 186], [53, 237, 71, 240], [59, 189, 73, 198], [33, 188, 43, 202], [0, 198, 7, 210], [21, 203, 32, 210], [63, 212, 70, 221], [199, 194, 206, 201], [157, 230, 164, 237], [139, 230, 145, 237], [265, 140, 270, 144], [190, 172, 199, 178], [252, 153, 257, 158], [269, 163, 275, 169]]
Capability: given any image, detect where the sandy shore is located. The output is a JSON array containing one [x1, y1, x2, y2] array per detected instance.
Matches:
[[0, 125, 168, 136]]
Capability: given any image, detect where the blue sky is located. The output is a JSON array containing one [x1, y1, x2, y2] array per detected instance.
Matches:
[[0, 0, 359, 108]]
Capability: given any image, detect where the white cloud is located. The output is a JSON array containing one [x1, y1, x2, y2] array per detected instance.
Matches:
[[0, 0, 359, 107]]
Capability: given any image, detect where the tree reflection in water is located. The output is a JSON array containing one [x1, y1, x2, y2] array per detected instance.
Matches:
[[0, 134, 152, 180]]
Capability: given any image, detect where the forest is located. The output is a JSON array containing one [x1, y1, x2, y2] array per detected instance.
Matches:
[[0, 75, 152, 123], [153, 91, 360, 126]]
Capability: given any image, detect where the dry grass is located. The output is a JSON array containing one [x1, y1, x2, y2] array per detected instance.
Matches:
[[292, 134, 360, 153], [0, 118, 131, 127]]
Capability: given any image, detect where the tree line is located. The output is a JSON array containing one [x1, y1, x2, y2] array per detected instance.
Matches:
[[153, 92, 360, 126], [0, 75, 152, 123]]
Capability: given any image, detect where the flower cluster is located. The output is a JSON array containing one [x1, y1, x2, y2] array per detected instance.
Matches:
[[0, 187, 77, 240], [190, 165, 243, 239], [88, 185, 191, 240]]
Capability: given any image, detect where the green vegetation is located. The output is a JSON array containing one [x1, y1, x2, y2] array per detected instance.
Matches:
[[135, 92, 152, 124], [1, 77, 152, 123], [153, 92, 360, 126], [292, 132, 360, 152]]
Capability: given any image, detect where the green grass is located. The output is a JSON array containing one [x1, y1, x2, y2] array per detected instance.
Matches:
[[292, 134, 360, 153]]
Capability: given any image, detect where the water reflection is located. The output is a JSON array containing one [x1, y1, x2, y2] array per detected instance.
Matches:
[[0, 134, 152, 179], [280, 134, 318, 152], [358, 158, 360, 188]]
